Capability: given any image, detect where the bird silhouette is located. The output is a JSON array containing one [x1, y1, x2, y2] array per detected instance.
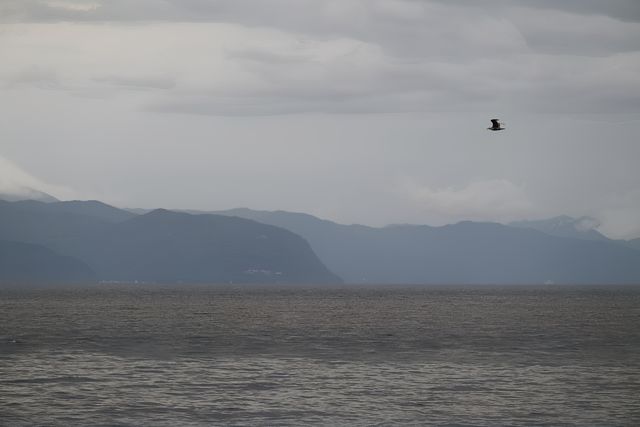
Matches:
[[488, 119, 505, 131]]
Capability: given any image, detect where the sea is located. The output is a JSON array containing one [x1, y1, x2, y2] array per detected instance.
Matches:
[[1, 284, 639, 426]]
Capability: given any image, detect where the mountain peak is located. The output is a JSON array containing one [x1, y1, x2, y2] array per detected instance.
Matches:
[[509, 216, 608, 241], [0, 186, 58, 203]]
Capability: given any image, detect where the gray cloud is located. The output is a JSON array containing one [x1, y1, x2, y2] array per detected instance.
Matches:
[[0, 155, 77, 200], [399, 178, 535, 223], [431, 0, 640, 23], [505, 7, 640, 56], [5, 0, 639, 56], [92, 75, 176, 90], [1, 0, 639, 237], [6, 0, 640, 23], [7, 66, 62, 90], [2, 12, 637, 117]]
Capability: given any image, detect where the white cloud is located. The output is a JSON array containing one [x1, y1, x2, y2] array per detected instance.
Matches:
[[46, 1, 100, 12], [1, 0, 639, 116], [1, 19, 636, 117], [596, 189, 640, 239], [7, 65, 62, 90], [0, 156, 77, 200], [92, 74, 176, 90], [400, 178, 535, 223], [509, 7, 640, 55]]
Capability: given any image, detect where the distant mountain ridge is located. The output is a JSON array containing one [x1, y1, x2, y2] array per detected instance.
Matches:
[[0, 201, 340, 285], [0, 187, 58, 203], [510, 216, 609, 242], [64, 209, 341, 284], [0, 239, 95, 285], [2, 193, 640, 286], [213, 209, 640, 284]]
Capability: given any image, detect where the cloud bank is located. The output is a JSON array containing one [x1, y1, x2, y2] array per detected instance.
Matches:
[[0, 156, 76, 200], [0, 0, 638, 238], [400, 178, 535, 224], [1, 1, 639, 116]]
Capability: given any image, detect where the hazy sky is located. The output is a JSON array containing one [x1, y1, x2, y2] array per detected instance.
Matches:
[[1, 0, 639, 238]]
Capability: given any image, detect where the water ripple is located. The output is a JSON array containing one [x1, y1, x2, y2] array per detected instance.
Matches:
[[1, 285, 639, 425]]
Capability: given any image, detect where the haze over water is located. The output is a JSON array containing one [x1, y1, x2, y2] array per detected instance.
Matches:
[[1, 284, 639, 426]]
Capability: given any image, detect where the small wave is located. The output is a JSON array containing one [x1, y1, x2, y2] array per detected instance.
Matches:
[[2, 376, 104, 385]]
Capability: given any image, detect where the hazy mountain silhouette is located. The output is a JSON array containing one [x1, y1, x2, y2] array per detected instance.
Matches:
[[0, 200, 111, 246], [215, 209, 640, 284], [0, 240, 95, 285], [510, 216, 609, 242], [0, 201, 340, 284], [43, 200, 136, 223], [510, 216, 640, 253], [62, 209, 341, 284], [0, 187, 58, 203], [3, 199, 136, 223], [3, 197, 640, 285]]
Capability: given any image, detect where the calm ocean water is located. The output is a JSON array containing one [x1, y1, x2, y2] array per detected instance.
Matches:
[[1, 285, 639, 426]]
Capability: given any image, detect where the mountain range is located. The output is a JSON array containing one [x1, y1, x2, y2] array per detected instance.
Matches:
[[0, 239, 95, 285], [0, 199, 339, 286], [210, 208, 640, 284], [1, 193, 639, 286], [0, 186, 59, 203]]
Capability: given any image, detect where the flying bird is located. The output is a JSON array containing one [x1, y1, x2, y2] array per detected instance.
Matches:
[[488, 119, 505, 131]]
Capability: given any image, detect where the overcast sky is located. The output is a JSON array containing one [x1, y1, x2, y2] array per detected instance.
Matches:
[[1, 0, 639, 238]]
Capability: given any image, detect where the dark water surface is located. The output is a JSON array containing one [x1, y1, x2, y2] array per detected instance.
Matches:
[[1, 285, 639, 426]]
